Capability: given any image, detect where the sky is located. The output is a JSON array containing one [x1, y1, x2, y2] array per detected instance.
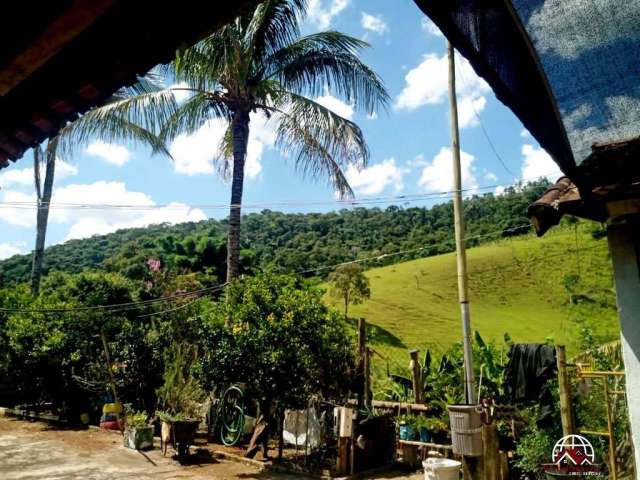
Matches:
[[0, 0, 563, 260]]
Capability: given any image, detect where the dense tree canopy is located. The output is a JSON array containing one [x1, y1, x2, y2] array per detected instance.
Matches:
[[0, 180, 551, 287]]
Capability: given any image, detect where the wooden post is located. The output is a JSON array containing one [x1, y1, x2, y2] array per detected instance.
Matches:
[[482, 424, 500, 480], [447, 41, 476, 404], [357, 318, 366, 410], [603, 379, 618, 480], [556, 345, 575, 436], [364, 347, 372, 409], [409, 349, 424, 404], [100, 331, 119, 404]]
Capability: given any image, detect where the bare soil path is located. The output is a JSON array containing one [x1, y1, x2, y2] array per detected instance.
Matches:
[[0, 417, 422, 480]]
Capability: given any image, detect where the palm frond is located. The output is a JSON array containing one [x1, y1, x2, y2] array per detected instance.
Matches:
[[160, 92, 230, 143], [173, 25, 245, 92], [54, 94, 175, 160], [245, 0, 305, 62], [266, 31, 389, 114], [275, 93, 370, 199], [572, 340, 623, 367]]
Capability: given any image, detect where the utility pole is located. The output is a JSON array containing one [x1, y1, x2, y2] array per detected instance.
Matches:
[[448, 42, 476, 404]]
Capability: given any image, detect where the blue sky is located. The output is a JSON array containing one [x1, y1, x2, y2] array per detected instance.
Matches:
[[0, 0, 562, 260]]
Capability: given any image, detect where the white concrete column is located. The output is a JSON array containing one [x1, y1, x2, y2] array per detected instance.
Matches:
[[607, 216, 640, 471]]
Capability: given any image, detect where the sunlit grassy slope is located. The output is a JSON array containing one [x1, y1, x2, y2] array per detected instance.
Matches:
[[326, 224, 619, 359]]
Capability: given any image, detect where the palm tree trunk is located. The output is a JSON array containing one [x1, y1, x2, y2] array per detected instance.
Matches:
[[226, 109, 250, 284], [31, 150, 55, 296]]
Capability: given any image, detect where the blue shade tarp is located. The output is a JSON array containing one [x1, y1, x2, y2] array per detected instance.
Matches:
[[415, 0, 640, 189]]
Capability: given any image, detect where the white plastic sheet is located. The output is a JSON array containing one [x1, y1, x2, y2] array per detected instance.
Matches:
[[283, 407, 322, 449]]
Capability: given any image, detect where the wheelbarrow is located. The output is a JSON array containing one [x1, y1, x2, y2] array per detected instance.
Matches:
[[160, 419, 200, 463]]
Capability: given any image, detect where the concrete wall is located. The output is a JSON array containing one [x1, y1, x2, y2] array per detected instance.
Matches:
[[608, 218, 640, 472]]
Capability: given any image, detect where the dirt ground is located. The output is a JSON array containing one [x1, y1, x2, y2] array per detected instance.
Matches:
[[0, 417, 422, 480]]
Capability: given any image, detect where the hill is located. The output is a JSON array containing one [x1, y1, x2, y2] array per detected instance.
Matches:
[[0, 180, 552, 285], [327, 223, 617, 363]]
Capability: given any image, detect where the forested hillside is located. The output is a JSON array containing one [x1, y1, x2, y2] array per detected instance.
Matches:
[[0, 180, 559, 285]]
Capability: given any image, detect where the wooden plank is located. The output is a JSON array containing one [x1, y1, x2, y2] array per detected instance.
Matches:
[[0, 0, 115, 95], [398, 440, 453, 450], [346, 399, 430, 412]]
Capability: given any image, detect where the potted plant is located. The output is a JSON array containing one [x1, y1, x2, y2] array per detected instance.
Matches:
[[397, 414, 417, 441], [123, 408, 154, 450], [426, 417, 449, 444], [156, 343, 205, 462], [414, 415, 431, 443]]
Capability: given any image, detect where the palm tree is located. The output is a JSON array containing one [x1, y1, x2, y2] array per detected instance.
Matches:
[[161, 0, 389, 283], [29, 77, 175, 295], [30, 144, 55, 296]]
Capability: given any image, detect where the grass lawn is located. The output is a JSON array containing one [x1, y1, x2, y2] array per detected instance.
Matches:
[[325, 224, 619, 370]]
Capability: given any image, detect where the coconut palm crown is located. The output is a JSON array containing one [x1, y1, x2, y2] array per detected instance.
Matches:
[[47, 0, 388, 286], [161, 0, 389, 282]]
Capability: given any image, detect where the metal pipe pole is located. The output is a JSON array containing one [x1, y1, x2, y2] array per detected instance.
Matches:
[[447, 42, 476, 404]]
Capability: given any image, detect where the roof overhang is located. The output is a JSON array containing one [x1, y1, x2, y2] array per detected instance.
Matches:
[[0, 0, 259, 168]]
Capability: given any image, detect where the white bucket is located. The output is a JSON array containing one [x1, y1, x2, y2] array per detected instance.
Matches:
[[423, 458, 461, 480]]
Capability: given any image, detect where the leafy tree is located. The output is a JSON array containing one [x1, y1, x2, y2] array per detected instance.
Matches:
[[198, 273, 355, 456], [329, 263, 371, 317], [0, 181, 557, 287], [160, 0, 389, 283]]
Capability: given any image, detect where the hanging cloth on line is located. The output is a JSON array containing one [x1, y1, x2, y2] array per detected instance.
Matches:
[[504, 344, 557, 427]]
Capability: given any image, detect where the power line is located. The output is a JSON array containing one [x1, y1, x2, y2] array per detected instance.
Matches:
[[0, 224, 606, 315], [295, 223, 533, 275], [0, 224, 533, 314], [0, 283, 227, 314], [0, 172, 558, 212], [455, 57, 518, 180]]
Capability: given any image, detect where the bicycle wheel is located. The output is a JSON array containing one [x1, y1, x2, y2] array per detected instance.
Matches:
[[221, 386, 244, 432], [220, 404, 245, 446]]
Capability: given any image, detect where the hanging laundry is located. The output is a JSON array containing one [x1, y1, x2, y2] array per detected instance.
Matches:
[[504, 344, 557, 426]]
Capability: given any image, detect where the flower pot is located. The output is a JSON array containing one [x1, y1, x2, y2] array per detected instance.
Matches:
[[124, 426, 154, 450], [419, 426, 430, 443], [399, 424, 415, 440]]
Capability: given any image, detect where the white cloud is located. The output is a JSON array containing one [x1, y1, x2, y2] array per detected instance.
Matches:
[[406, 154, 428, 169], [366, 112, 378, 120], [418, 147, 478, 193], [307, 0, 349, 29], [421, 17, 443, 37], [345, 158, 407, 195], [169, 113, 275, 178], [494, 185, 506, 196], [85, 141, 131, 166], [0, 190, 37, 227], [0, 241, 26, 260], [457, 96, 486, 129], [316, 93, 354, 119], [361, 12, 388, 35], [520, 128, 531, 138], [521, 144, 562, 182], [483, 171, 498, 182], [0, 181, 207, 240], [394, 52, 490, 129], [0, 159, 78, 189], [51, 181, 206, 241]]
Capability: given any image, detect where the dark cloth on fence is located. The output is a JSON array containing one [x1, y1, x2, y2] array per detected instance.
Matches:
[[504, 344, 557, 427]]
